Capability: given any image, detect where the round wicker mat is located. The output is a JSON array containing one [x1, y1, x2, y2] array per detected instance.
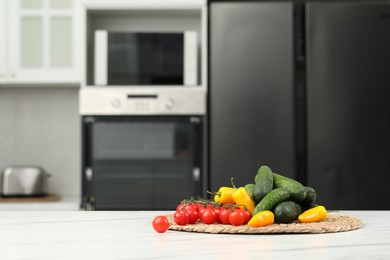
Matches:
[[166, 213, 363, 234]]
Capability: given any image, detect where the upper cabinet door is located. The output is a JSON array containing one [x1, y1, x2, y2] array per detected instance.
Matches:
[[6, 0, 79, 84]]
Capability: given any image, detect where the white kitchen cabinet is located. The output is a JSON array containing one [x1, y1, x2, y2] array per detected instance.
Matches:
[[0, 0, 6, 83], [0, 0, 80, 85]]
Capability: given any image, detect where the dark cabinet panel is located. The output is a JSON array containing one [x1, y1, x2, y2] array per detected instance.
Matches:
[[209, 2, 295, 190], [307, 3, 390, 209]]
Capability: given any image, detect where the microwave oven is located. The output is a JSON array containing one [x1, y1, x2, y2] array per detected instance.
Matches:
[[94, 30, 198, 86]]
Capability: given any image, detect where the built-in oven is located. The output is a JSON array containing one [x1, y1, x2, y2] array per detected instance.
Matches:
[[80, 88, 206, 210]]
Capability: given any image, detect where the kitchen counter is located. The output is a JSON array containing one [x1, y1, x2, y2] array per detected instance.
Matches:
[[0, 196, 80, 211], [0, 211, 389, 259]]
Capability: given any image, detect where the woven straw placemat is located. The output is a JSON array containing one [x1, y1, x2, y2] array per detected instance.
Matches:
[[166, 213, 363, 234]]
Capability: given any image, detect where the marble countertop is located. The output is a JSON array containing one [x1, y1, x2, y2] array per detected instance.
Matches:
[[0, 210, 389, 259], [0, 196, 80, 211]]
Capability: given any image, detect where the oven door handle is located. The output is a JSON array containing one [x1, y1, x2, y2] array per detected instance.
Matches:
[[191, 117, 202, 198]]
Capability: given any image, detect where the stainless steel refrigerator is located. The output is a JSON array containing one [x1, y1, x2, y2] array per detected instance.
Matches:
[[209, 1, 390, 209]]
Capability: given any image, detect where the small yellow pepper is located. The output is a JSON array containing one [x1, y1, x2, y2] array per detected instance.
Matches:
[[248, 210, 274, 227], [298, 205, 328, 223], [213, 187, 235, 204], [231, 178, 255, 214]]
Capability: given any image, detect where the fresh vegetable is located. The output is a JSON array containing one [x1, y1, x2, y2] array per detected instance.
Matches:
[[273, 172, 307, 202], [273, 201, 302, 223], [247, 210, 274, 227], [253, 187, 290, 216], [176, 203, 186, 211], [239, 209, 252, 224], [183, 205, 199, 224], [213, 187, 235, 204], [218, 208, 232, 224], [300, 186, 317, 205], [231, 178, 255, 214], [298, 205, 327, 223], [244, 183, 255, 198], [252, 165, 274, 204], [199, 208, 218, 224], [229, 210, 245, 226], [173, 210, 189, 226], [152, 216, 170, 233], [213, 207, 222, 224]]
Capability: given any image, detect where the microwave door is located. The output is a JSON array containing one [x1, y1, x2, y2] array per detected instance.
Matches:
[[94, 31, 197, 86]]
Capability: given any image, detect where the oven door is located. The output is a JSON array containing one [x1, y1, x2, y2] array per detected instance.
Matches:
[[82, 116, 203, 210]]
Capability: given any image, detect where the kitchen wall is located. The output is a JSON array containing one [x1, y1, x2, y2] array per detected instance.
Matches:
[[0, 87, 80, 198]]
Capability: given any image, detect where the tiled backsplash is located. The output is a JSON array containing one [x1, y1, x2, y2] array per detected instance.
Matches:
[[0, 87, 81, 198]]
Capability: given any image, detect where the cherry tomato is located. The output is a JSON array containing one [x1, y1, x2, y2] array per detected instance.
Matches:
[[213, 207, 222, 224], [176, 203, 186, 211], [184, 206, 199, 224], [174, 210, 189, 225], [218, 208, 232, 225], [192, 203, 204, 212], [240, 209, 252, 224], [152, 216, 169, 233], [199, 208, 217, 224], [198, 206, 207, 215], [229, 210, 245, 226], [183, 204, 197, 212]]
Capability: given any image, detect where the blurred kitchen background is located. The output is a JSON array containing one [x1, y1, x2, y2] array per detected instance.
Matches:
[[1, 0, 390, 210]]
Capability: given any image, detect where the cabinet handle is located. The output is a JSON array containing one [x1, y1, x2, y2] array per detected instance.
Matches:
[[193, 167, 200, 182]]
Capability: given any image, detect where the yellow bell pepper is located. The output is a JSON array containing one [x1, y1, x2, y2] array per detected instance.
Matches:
[[231, 178, 255, 214], [298, 205, 327, 223], [248, 210, 274, 227], [213, 187, 235, 204]]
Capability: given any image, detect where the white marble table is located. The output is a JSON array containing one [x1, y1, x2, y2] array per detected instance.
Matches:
[[0, 210, 389, 259], [0, 197, 80, 211]]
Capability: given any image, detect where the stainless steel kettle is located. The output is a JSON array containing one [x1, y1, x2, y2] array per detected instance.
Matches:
[[1, 166, 50, 197]]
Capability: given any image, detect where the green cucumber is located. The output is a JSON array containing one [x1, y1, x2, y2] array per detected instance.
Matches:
[[252, 166, 274, 204], [244, 183, 255, 198], [300, 186, 317, 205], [252, 187, 290, 215], [273, 173, 307, 202], [273, 201, 302, 223]]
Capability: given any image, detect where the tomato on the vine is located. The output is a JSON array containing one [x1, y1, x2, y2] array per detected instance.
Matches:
[[192, 203, 204, 212], [229, 210, 245, 226], [199, 208, 217, 224], [240, 209, 252, 224], [152, 216, 169, 233], [218, 208, 232, 224], [176, 203, 186, 211], [184, 206, 199, 224], [174, 210, 189, 225], [183, 204, 197, 212], [213, 207, 222, 224]]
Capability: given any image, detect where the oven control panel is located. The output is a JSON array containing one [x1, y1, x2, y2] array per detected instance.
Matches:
[[80, 87, 206, 115]]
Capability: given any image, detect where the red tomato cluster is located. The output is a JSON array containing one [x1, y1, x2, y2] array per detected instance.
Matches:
[[174, 203, 252, 226]]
